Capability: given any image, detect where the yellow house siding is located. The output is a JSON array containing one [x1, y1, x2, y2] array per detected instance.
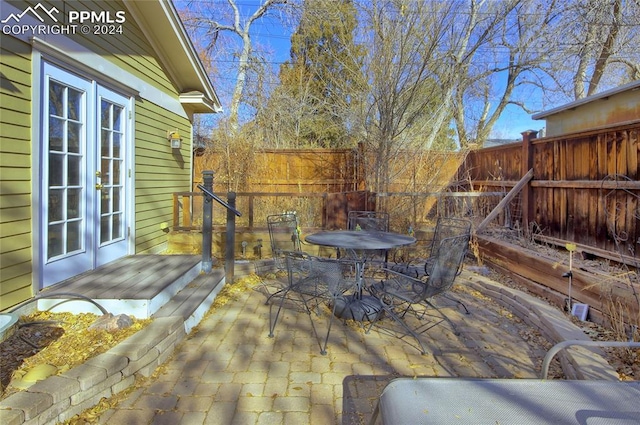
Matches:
[[0, 33, 33, 310], [1, 1, 211, 309], [134, 99, 191, 252]]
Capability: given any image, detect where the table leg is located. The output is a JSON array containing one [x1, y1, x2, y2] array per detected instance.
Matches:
[[333, 258, 383, 321]]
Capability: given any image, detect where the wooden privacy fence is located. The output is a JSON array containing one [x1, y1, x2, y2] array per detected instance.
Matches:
[[173, 188, 502, 234], [459, 122, 640, 261], [193, 147, 359, 193], [191, 145, 467, 231], [184, 122, 639, 260]]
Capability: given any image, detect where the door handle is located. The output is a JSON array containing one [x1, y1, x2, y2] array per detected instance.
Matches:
[[96, 171, 103, 190]]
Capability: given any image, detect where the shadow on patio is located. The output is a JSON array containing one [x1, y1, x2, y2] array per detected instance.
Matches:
[[97, 269, 557, 425]]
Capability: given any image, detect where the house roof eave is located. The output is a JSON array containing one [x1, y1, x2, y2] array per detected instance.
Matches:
[[180, 91, 223, 114], [532, 79, 640, 120], [122, 0, 222, 114]]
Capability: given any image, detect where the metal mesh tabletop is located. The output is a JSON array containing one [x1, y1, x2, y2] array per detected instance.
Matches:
[[305, 230, 415, 250], [374, 378, 640, 424]]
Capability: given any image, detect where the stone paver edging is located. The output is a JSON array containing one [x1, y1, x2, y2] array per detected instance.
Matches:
[[0, 316, 186, 425], [462, 271, 619, 381]]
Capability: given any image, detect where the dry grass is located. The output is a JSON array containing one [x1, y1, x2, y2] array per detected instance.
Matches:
[[1, 311, 150, 399]]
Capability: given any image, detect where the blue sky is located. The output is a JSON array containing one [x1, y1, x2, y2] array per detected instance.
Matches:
[[492, 106, 545, 140], [180, 1, 548, 141]]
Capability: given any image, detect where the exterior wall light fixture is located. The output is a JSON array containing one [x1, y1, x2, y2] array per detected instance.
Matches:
[[168, 130, 182, 149]]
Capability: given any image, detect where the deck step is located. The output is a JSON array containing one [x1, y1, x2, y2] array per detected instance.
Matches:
[[152, 269, 226, 333], [37, 255, 202, 318]]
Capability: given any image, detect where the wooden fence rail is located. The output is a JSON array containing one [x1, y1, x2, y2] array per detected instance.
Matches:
[[172, 190, 508, 233], [173, 192, 329, 230]]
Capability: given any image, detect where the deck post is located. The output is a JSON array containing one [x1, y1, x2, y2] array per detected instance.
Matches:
[[202, 170, 214, 273], [225, 192, 236, 283]]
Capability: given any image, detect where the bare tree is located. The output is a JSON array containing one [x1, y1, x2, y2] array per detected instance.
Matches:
[[355, 1, 448, 193], [452, 0, 558, 146], [181, 0, 294, 132], [540, 0, 640, 101], [444, 0, 639, 146], [356, 0, 526, 192]]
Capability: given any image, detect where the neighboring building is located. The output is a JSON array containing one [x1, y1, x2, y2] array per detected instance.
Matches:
[[532, 80, 640, 137], [0, 0, 221, 310], [483, 138, 520, 148]]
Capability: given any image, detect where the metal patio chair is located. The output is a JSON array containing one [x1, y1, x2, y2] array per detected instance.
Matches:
[[390, 217, 471, 278], [267, 251, 357, 355], [347, 210, 390, 232], [367, 233, 471, 354], [267, 213, 302, 271], [346, 210, 391, 267]]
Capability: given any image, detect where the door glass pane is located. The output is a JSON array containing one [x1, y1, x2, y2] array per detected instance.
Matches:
[[100, 216, 110, 243], [46, 78, 85, 260], [49, 82, 63, 117], [113, 133, 121, 158], [49, 117, 64, 151], [48, 189, 63, 222], [101, 187, 111, 213], [112, 105, 122, 130], [101, 129, 110, 156], [101, 158, 110, 184], [113, 213, 122, 239], [48, 223, 64, 258], [67, 220, 82, 252], [68, 188, 81, 219], [49, 153, 64, 186], [68, 122, 81, 153], [113, 160, 120, 185], [101, 99, 110, 128], [68, 155, 81, 186], [113, 187, 120, 211], [68, 88, 81, 121]]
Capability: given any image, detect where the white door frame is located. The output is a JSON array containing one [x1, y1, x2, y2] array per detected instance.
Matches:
[[33, 60, 133, 289]]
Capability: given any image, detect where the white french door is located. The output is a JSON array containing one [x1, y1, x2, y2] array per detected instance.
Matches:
[[40, 62, 131, 287], [95, 86, 129, 267]]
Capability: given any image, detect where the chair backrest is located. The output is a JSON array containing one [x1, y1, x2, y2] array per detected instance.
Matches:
[[348, 211, 389, 232], [285, 252, 354, 297], [268, 213, 301, 268], [420, 233, 470, 299], [310, 256, 355, 296], [428, 217, 471, 258]]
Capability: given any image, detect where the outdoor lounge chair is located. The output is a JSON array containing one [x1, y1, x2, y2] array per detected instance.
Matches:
[[267, 251, 357, 355], [369, 340, 640, 424], [367, 233, 471, 354]]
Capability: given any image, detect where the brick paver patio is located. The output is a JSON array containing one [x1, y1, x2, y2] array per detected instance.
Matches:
[[96, 271, 551, 425]]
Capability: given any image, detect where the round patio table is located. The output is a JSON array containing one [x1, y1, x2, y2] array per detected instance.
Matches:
[[305, 230, 416, 321]]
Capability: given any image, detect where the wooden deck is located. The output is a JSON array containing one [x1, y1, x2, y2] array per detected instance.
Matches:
[[37, 255, 210, 318]]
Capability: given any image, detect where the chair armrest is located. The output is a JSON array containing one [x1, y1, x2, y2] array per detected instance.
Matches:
[[371, 268, 428, 303]]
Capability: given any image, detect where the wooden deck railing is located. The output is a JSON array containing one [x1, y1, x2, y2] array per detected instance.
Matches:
[[172, 191, 329, 230]]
